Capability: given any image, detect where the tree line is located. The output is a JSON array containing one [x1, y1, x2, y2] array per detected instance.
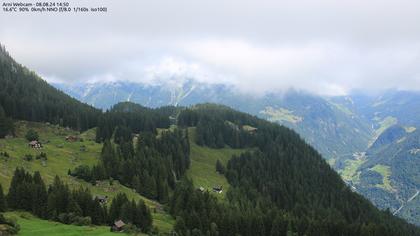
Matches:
[[0, 45, 181, 138], [0, 104, 14, 138], [0, 45, 101, 132], [71, 125, 190, 203], [178, 104, 256, 148], [95, 102, 176, 142], [2, 168, 152, 233]]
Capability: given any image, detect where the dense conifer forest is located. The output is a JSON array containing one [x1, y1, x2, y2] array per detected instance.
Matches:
[[95, 102, 176, 142], [169, 104, 420, 236], [2, 168, 152, 233], [0, 45, 100, 134], [71, 127, 190, 202]]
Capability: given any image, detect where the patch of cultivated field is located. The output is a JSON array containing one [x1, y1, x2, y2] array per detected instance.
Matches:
[[370, 164, 393, 191], [340, 159, 365, 183], [260, 106, 303, 124]]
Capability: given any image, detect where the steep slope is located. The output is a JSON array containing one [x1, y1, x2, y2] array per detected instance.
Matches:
[[171, 104, 420, 235], [2, 44, 418, 230], [356, 90, 420, 128], [258, 92, 373, 165], [0, 45, 100, 131], [185, 127, 248, 200], [56, 81, 373, 162], [368, 125, 407, 151], [353, 126, 420, 225], [0, 46, 177, 234], [332, 91, 420, 225], [0, 121, 174, 232], [52, 80, 216, 110]]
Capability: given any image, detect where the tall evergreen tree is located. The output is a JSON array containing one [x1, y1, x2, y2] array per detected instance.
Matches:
[[0, 104, 13, 138], [47, 176, 71, 219], [0, 184, 5, 212], [31, 171, 48, 218], [215, 160, 225, 174]]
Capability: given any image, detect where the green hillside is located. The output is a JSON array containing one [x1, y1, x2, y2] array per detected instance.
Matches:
[[186, 127, 247, 199], [354, 126, 420, 226], [0, 46, 101, 132], [4, 212, 125, 236], [0, 121, 174, 233], [2, 121, 243, 234]]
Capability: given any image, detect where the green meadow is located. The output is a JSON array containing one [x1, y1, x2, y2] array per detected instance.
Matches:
[[0, 122, 250, 234], [0, 121, 174, 234], [186, 127, 247, 200], [3, 212, 124, 236]]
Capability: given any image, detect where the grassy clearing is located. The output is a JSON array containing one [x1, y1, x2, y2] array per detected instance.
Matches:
[[368, 116, 398, 147], [328, 101, 354, 116], [186, 127, 247, 200], [404, 126, 416, 133], [370, 164, 393, 191], [260, 106, 303, 124], [327, 158, 336, 167], [0, 121, 101, 190], [4, 211, 125, 236], [156, 125, 178, 138], [0, 121, 174, 233], [340, 158, 365, 183], [376, 116, 398, 136]]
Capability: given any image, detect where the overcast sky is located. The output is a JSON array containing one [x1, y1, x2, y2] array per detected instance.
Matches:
[[1, 0, 420, 95]]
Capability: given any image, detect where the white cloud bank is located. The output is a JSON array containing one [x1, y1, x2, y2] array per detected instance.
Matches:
[[1, 0, 420, 96]]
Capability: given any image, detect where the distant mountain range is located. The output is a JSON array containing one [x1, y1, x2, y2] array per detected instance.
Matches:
[[53, 80, 420, 225]]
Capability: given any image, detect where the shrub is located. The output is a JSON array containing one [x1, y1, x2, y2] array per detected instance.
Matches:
[[216, 159, 226, 174], [0, 152, 9, 157], [57, 213, 91, 226], [122, 223, 140, 234], [73, 216, 92, 226], [36, 152, 47, 160], [23, 154, 33, 161], [0, 214, 20, 235], [25, 129, 39, 141], [69, 165, 91, 182]]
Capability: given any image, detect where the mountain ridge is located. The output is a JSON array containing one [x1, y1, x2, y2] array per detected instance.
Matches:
[[53, 79, 420, 225]]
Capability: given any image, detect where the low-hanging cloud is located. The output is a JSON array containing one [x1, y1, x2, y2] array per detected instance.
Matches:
[[1, 0, 420, 96]]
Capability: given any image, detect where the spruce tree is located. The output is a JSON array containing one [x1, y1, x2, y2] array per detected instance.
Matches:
[[25, 129, 39, 141], [0, 105, 13, 138], [7, 168, 26, 209], [31, 171, 48, 218], [0, 184, 5, 212], [131, 175, 141, 193], [215, 160, 225, 174]]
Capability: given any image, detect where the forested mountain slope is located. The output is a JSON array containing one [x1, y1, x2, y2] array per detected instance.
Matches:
[[56, 81, 374, 162], [169, 104, 420, 235], [333, 92, 420, 225], [0, 45, 100, 133], [353, 125, 420, 225], [0, 121, 174, 233]]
